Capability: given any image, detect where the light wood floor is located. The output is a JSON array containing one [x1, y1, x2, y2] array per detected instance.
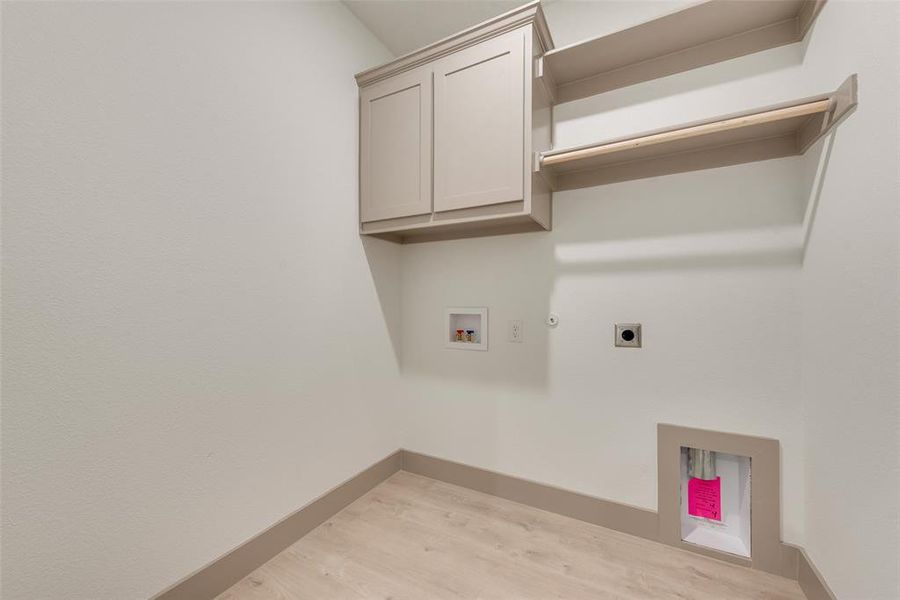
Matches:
[[217, 471, 805, 600]]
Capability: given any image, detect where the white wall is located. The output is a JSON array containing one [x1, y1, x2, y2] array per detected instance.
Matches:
[[1, 3, 400, 599], [796, 3, 900, 599], [400, 6, 899, 598]]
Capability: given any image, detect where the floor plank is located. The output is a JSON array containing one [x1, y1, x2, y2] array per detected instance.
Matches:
[[217, 471, 804, 600]]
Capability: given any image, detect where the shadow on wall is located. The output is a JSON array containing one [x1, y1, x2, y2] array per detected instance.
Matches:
[[799, 126, 840, 261], [389, 144, 833, 393], [362, 235, 403, 364], [396, 231, 557, 391], [551, 154, 821, 275]]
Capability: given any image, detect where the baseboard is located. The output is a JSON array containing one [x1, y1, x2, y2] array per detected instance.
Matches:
[[793, 545, 839, 600], [152, 448, 835, 600], [152, 450, 402, 600], [401, 449, 659, 540]]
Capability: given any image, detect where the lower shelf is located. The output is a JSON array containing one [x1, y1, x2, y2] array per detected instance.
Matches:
[[539, 74, 857, 190]]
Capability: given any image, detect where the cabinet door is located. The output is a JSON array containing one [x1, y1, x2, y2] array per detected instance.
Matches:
[[433, 29, 525, 212], [360, 67, 432, 223]]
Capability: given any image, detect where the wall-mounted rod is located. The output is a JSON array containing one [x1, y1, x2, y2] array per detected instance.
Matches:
[[541, 99, 832, 167]]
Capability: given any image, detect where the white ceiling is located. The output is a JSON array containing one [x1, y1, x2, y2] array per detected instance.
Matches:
[[343, 1, 697, 59], [344, 0, 526, 56]]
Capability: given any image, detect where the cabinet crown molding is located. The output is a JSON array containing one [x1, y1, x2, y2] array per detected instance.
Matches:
[[355, 0, 553, 88]]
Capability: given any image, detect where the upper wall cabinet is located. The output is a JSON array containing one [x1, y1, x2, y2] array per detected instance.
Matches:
[[360, 66, 432, 222], [433, 30, 524, 212], [356, 2, 554, 244]]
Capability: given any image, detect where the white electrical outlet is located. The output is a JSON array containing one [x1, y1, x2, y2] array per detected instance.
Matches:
[[508, 320, 524, 343]]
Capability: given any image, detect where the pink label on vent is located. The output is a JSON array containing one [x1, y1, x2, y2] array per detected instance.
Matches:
[[688, 476, 722, 521]]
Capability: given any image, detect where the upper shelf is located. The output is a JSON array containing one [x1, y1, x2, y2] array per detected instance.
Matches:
[[542, 0, 826, 104], [538, 74, 857, 191]]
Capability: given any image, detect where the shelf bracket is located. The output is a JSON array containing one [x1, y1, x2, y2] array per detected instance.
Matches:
[[798, 74, 858, 153], [534, 56, 557, 105], [534, 151, 557, 191]]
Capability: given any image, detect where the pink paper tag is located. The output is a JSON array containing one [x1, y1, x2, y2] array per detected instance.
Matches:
[[688, 476, 722, 521]]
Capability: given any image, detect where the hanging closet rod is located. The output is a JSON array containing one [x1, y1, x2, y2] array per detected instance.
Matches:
[[541, 99, 833, 168]]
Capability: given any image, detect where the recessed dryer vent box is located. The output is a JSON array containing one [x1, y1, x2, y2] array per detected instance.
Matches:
[[445, 307, 488, 351], [658, 424, 781, 574]]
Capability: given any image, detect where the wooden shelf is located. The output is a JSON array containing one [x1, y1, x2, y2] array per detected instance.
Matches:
[[538, 75, 857, 191], [542, 0, 826, 104]]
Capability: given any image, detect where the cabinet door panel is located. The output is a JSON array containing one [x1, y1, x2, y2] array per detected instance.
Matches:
[[360, 68, 432, 223], [434, 30, 525, 212]]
